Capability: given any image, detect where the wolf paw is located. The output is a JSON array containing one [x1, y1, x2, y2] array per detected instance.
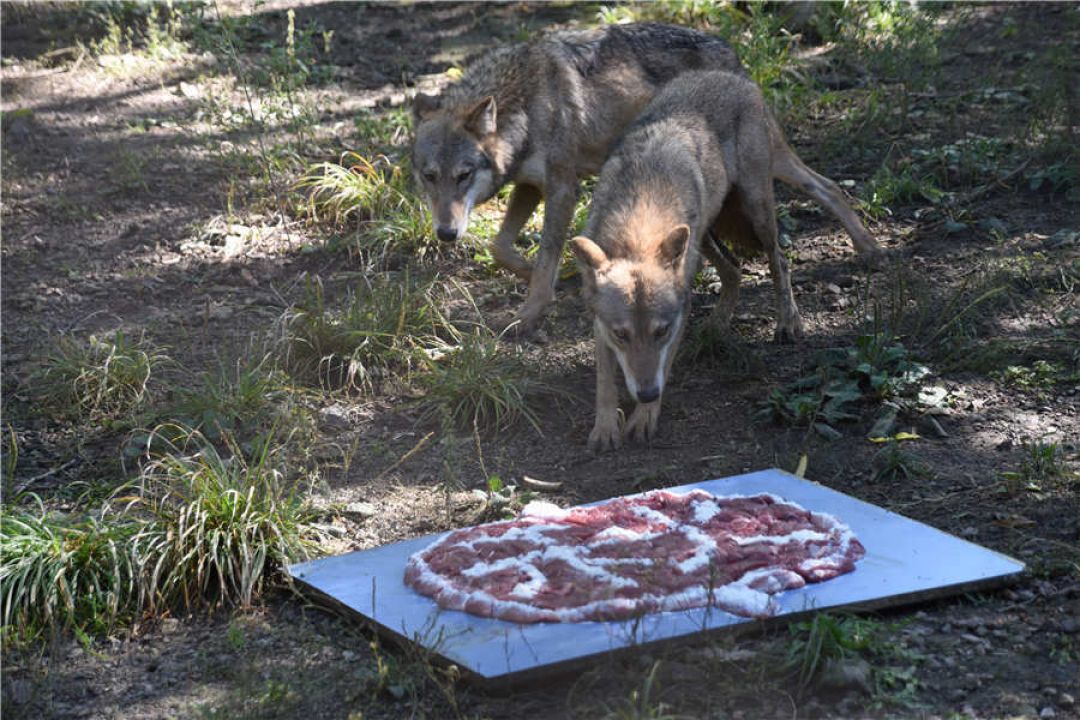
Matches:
[[588, 413, 623, 452], [773, 314, 805, 344], [625, 402, 661, 445]]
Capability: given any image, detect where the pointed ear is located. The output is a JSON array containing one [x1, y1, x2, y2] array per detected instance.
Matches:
[[464, 96, 497, 137], [570, 236, 608, 272], [412, 92, 440, 121], [657, 225, 691, 269]]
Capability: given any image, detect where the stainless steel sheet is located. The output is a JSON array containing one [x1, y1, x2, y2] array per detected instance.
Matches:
[[286, 468, 1024, 687]]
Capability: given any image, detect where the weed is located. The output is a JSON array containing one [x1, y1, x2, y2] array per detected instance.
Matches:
[[295, 152, 434, 259], [419, 328, 546, 434], [871, 437, 932, 483], [1002, 441, 1074, 494], [0, 499, 142, 641], [34, 330, 168, 421], [602, 660, 682, 720], [472, 475, 537, 522], [860, 161, 945, 220], [757, 334, 929, 435], [110, 146, 151, 193], [786, 613, 918, 701], [276, 274, 449, 392], [995, 360, 1063, 395], [172, 354, 312, 446], [126, 425, 316, 612], [353, 106, 411, 152]]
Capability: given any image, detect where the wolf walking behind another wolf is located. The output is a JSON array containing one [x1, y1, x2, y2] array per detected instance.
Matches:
[[410, 23, 881, 336], [571, 69, 802, 451]]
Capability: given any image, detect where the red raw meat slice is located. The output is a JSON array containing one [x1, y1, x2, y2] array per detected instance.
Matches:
[[404, 490, 865, 623]]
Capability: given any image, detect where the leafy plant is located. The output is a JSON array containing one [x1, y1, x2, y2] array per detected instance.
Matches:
[[757, 334, 930, 435], [35, 330, 168, 421]]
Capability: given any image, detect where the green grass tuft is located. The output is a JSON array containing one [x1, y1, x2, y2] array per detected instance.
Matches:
[[127, 426, 316, 612], [295, 151, 434, 259], [275, 274, 449, 392], [1, 502, 143, 641], [34, 330, 168, 421], [418, 329, 547, 434]]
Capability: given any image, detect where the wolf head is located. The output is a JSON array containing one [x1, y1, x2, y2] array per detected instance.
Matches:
[[571, 225, 693, 404], [411, 93, 500, 243]]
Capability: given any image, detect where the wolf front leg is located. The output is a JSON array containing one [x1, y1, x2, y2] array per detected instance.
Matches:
[[509, 169, 578, 336], [588, 329, 623, 452], [491, 183, 542, 283]]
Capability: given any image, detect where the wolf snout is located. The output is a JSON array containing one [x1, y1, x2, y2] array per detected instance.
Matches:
[[634, 385, 661, 404], [435, 225, 459, 243]]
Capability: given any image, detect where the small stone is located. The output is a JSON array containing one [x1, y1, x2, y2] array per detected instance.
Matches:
[[947, 687, 967, 702], [344, 502, 376, 518], [1040, 707, 1056, 718], [311, 522, 346, 538], [8, 679, 32, 705], [342, 650, 357, 662], [318, 405, 351, 432], [960, 526, 979, 537], [825, 282, 843, 295], [818, 657, 872, 694], [1059, 617, 1078, 634], [161, 618, 180, 635], [1059, 693, 1075, 708]]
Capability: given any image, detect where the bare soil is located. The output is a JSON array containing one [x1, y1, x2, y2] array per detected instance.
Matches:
[[2, 2, 1078, 719]]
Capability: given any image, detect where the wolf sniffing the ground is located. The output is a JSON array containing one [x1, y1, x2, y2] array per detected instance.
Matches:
[[410, 23, 881, 336], [571, 69, 804, 451]]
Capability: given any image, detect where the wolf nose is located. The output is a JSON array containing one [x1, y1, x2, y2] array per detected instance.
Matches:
[[636, 386, 660, 404], [436, 226, 458, 243]]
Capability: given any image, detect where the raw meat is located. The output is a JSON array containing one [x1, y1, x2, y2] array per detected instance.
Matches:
[[404, 490, 864, 623]]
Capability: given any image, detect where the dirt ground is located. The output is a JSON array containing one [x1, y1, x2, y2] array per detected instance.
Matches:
[[2, 2, 1078, 719]]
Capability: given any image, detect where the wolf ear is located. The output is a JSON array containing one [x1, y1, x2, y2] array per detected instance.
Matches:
[[570, 236, 608, 272], [464, 96, 497, 137], [657, 225, 691, 269], [412, 92, 441, 121]]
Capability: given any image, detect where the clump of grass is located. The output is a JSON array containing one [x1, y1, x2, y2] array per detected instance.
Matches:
[[871, 437, 932, 483], [295, 151, 433, 258], [0, 501, 143, 641], [1002, 441, 1075, 494], [172, 354, 309, 444], [127, 426, 316, 612], [785, 613, 914, 697], [275, 274, 448, 392], [35, 330, 168, 421], [418, 329, 545, 434]]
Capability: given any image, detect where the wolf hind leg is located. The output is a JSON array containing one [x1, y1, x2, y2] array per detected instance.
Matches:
[[740, 184, 804, 343], [769, 119, 883, 265]]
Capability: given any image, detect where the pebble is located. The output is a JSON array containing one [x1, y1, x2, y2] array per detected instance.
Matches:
[[1061, 694, 1075, 708], [1040, 707, 1056, 718], [342, 650, 357, 662], [318, 405, 351, 432], [344, 502, 377, 518]]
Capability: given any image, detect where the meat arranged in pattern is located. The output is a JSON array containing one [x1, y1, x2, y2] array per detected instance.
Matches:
[[404, 490, 865, 623]]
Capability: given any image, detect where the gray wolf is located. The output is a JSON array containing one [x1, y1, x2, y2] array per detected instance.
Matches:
[[570, 69, 802, 451], [411, 23, 880, 335]]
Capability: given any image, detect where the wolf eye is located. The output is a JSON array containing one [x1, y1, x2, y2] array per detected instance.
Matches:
[[654, 324, 671, 339], [455, 168, 473, 183], [612, 328, 630, 343], [422, 171, 437, 183]]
